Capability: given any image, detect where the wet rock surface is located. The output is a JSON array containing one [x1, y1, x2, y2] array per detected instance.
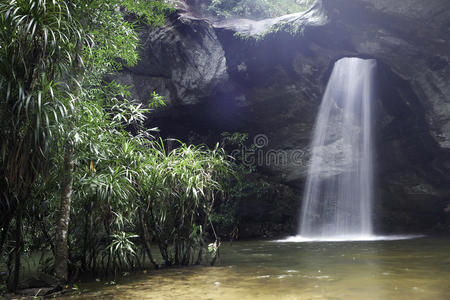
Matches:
[[116, 12, 228, 106]]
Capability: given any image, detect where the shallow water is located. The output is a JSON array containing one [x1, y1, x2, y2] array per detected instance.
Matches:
[[70, 237, 450, 300]]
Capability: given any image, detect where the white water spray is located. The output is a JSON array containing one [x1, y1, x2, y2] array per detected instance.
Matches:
[[299, 57, 376, 240]]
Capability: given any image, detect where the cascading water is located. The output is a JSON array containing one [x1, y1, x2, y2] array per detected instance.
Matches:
[[298, 57, 377, 240]]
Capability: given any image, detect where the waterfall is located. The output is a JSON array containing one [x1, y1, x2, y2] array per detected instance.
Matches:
[[299, 57, 377, 240]]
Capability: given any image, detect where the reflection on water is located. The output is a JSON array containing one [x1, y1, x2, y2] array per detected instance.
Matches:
[[278, 234, 424, 242], [71, 237, 450, 300]]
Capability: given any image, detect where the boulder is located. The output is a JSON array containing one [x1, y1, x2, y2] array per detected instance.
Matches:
[[116, 12, 228, 106]]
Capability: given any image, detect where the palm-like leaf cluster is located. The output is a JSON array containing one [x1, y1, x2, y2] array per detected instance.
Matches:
[[0, 0, 83, 198], [141, 141, 231, 266], [68, 113, 233, 272], [56, 72, 234, 272], [0, 1, 87, 289], [0, 0, 236, 290]]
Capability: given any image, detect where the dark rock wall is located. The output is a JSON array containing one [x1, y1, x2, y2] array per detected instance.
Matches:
[[117, 0, 450, 236]]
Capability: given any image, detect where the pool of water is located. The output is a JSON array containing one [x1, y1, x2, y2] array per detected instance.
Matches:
[[70, 237, 450, 299]]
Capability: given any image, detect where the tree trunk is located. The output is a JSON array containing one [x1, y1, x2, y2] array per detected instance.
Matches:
[[149, 207, 171, 266], [81, 210, 89, 271], [10, 209, 23, 291], [196, 193, 215, 265], [39, 214, 55, 255], [82, 199, 94, 272], [138, 208, 158, 269], [104, 209, 112, 276], [54, 139, 74, 284], [210, 240, 221, 266], [0, 213, 12, 255]]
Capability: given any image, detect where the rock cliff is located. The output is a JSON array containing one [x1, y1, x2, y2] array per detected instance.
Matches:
[[117, 0, 450, 236]]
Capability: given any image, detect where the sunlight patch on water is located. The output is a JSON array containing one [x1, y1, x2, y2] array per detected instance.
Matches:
[[275, 235, 424, 243]]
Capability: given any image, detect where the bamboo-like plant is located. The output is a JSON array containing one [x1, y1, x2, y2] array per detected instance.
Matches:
[[0, 0, 82, 196], [0, 0, 237, 290], [140, 140, 232, 266], [0, 0, 173, 287], [0, 0, 84, 290]]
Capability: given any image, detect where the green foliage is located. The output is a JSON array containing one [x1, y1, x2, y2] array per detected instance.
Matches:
[[106, 233, 139, 260], [210, 132, 274, 240], [221, 132, 250, 148], [140, 140, 232, 265], [80, 0, 173, 75], [121, 0, 174, 26], [207, 132, 252, 238], [0, 0, 238, 287], [0, 0, 83, 197], [149, 91, 166, 109], [208, 0, 315, 19], [0, 1, 88, 288], [0, 283, 6, 295]]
